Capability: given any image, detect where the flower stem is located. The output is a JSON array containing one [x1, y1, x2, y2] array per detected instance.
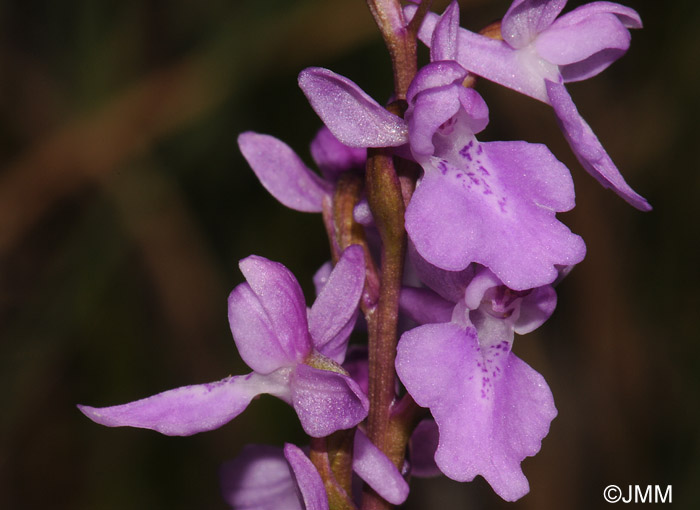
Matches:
[[362, 147, 406, 510], [310, 436, 358, 510], [365, 0, 426, 99], [359, 2, 425, 509]]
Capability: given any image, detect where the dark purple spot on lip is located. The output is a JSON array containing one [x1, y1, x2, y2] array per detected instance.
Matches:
[[466, 172, 480, 185], [498, 341, 511, 352], [476, 145, 483, 155], [478, 165, 490, 176], [437, 160, 448, 175]]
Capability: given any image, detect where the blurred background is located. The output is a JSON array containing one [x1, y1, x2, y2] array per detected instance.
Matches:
[[1, 0, 698, 508]]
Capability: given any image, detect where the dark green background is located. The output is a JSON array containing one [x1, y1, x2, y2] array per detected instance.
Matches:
[[1, 1, 697, 508]]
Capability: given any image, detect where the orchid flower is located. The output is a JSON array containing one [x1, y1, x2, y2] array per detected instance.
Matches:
[[79, 245, 368, 438], [402, 0, 585, 289], [220, 429, 409, 509], [297, 6, 585, 290], [406, 0, 650, 210], [396, 261, 558, 501]]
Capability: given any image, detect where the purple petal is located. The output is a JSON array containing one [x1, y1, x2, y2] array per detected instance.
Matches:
[[406, 140, 586, 290], [308, 245, 365, 363], [406, 60, 467, 106], [397, 324, 477, 417], [407, 243, 475, 303], [559, 47, 628, 82], [78, 373, 289, 437], [408, 83, 463, 157], [514, 285, 557, 334], [463, 267, 503, 310], [352, 429, 409, 505], [456, 35, 559, 103], [405, 171, 469, 273], [298, 67, 408, 148], [409, 419, 441, 478], [412, 9, 556, 102], [238, 132, 329, 212], [220, 444, 303, 510], [284, 444, 329, 510], [463, 267, 558, 334], [407, 81, 489, 158], [430, 1, 460, 62], [229, 283, 298, 374], [236, 256, 312, 368], [290, 364, 369, 437], [400, 286, 454, 325], [312, 261, 333, 298], [309, 126, 366, 181], [546, 80, 651, 210], [553, 1, 642, 30], [501, 0, 567, 49], [342, 346, 369, 396], [536, 12, 630, 67], [396, 322, 557, 501], [457, 87, 490, 134]]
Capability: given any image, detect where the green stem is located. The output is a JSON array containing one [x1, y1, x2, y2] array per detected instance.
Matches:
[[310, 436, 358, 510], [390, 393, 427, 445], [327, 429, 356, 493]]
